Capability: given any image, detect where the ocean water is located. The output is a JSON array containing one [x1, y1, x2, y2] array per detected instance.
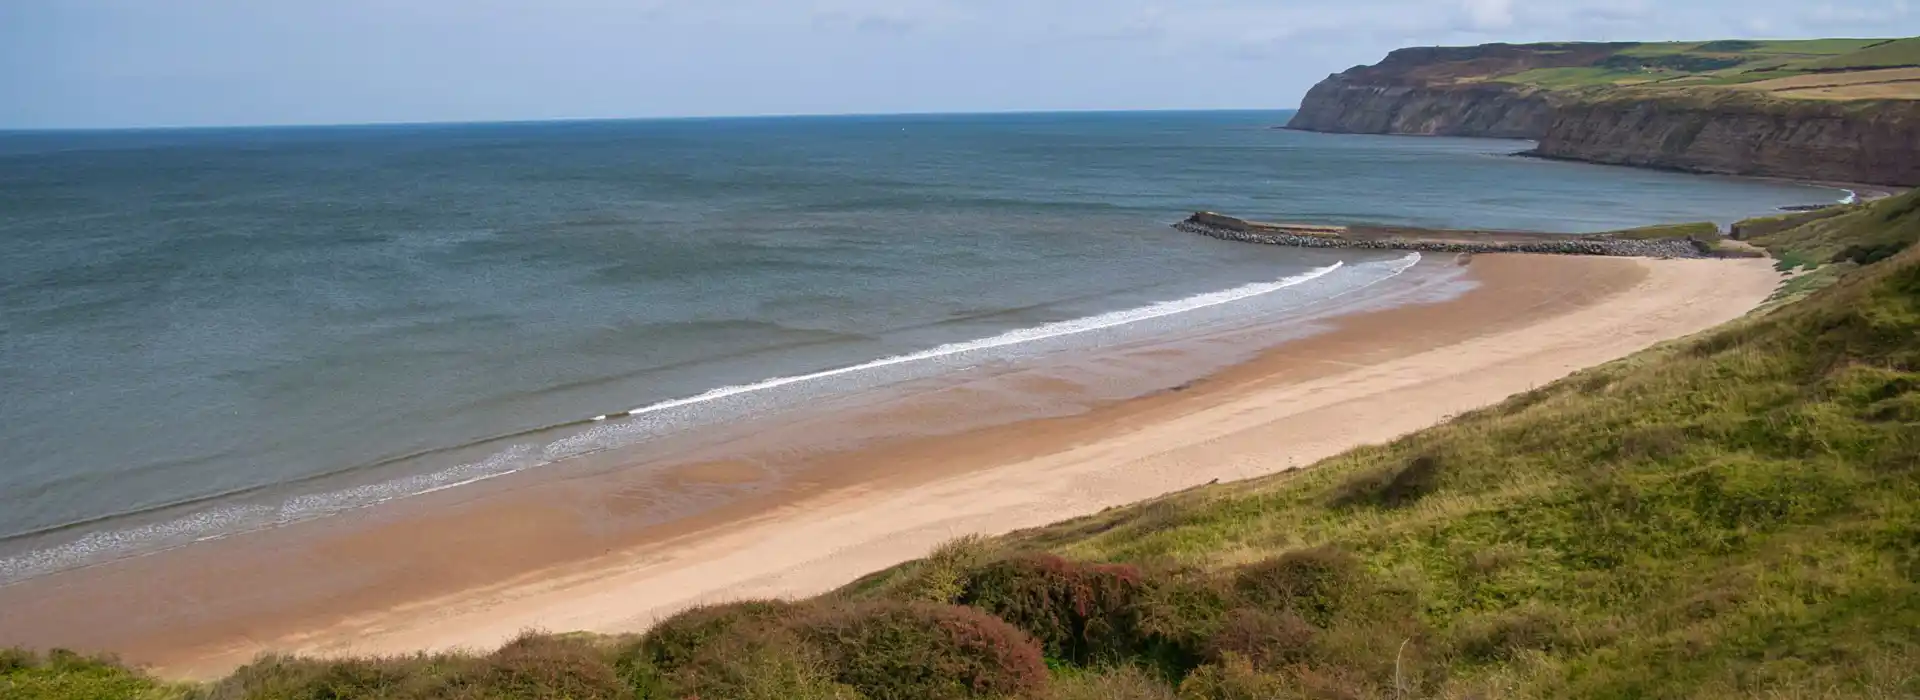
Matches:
[[0, 111, 1835, 582]]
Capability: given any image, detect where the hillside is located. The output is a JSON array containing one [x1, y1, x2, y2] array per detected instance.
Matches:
[[9, 192, 1918, 698], [1287, 38, 1920, 186]]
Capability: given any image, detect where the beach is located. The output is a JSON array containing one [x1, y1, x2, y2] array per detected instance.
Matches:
[[0, 252, 1783, 679]]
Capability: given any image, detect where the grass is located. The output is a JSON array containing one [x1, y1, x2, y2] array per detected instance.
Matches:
[[1474, 36, 1920, 95], [1800, 38, 1920, 70], [1595, 221, 1720, 241], [1503, 67, 1647, 89], [1750, 191, 1920, 264], [9, 192, 1920, 698], [1, 649, 184, 700]]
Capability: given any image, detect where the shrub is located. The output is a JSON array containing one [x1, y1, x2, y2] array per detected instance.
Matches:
[[1174, 654, 1289, 700], [1230, 547, 1364, 626], [795, 601, 1048, 700], [469, 633, 624, 700], [890, 535, 996, 604], [207, 655, 433, 700], [1833, 241, 1910, 266], [663, 628, 860, 700], [957, 553, 1147, 664], [0, 648, 31, 674], [617, 600, 800, 675], [1205, 609, 1318, 669], [0, 648, 167, 700], [1328, 455, 1444, 509]]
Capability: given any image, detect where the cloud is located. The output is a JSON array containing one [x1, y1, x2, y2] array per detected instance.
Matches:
[[1461, 0, 1516, 30]]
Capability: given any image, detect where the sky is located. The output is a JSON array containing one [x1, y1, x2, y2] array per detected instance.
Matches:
[[1, 0, 1914, 129]]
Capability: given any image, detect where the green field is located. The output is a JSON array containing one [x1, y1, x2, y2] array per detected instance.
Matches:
[[9, 191, 1918, 699], [1485, 37, 1920, 93], [1801, 37, 1920, 70]]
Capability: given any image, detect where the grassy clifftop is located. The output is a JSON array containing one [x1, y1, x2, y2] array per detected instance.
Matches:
[[1433, 38, 1920, 99], [8, 192, 1920, 698]]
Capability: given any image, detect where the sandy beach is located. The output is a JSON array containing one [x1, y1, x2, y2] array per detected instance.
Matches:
[[0, 253, 1782, 679]]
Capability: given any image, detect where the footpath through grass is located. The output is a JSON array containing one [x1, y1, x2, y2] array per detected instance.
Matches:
[[8, 191, 1920, 699]]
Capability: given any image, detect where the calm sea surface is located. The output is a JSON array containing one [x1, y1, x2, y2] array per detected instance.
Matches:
[[0, 111, 1835, 581]]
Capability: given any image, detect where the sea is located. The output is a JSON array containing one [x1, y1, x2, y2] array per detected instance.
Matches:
[[0, 110, 1839, 584]]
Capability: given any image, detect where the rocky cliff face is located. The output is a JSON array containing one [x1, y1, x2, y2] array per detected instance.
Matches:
[[1533, 95, 1920, 187], [1286, 81, 1556, 138], [1286, 43, 1618, 138], [1287, 44, 1920, 187]]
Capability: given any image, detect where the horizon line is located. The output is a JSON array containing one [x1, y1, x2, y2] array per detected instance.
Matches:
[[0, 106, 1304, 135]]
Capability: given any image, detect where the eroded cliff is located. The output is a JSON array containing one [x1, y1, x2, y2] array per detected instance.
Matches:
[[1286, 39, 1920, 186], [1286, 81, 1556, 138], [1533, 93, 1920, 186]]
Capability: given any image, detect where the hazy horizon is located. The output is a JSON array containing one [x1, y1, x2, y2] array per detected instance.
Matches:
[[3, 1, 1912, 130]]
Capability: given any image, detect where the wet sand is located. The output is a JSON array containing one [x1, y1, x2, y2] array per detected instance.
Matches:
[[0, 254, 1783, 679]]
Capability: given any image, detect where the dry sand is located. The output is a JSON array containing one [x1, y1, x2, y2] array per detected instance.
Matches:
[[0, 254, 1784, 679]]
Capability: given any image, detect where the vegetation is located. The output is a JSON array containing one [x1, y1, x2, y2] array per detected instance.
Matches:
[[1478, 37, 1920, 99], [1800, 37, 1920, 71], [1, 649, 182, 700], [9, 191, 1920, 697], [1595, 221, 1719, 241], [1751, 191, 1920, 263]]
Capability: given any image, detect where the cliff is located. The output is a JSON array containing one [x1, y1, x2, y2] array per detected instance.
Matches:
[[1286, 81, 1557, 138], [1533, 92, 1920, 185], [1286, 39, 1920, 186]]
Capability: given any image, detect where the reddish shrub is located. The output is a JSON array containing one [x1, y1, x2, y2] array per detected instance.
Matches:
[[795, 601, 1048, 700], [957, 553, 1147, 664]]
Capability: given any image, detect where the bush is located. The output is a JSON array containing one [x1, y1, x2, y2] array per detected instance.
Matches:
[[662, 628, 860, 700], [889, 535, 996, 605], [0, 648, 167, 700], [1328, 455, 1444, 509], [1127, 571, 1235, 676], [795, 601, 1048, 700], [1175, 654, 1289, 700], [957, 553, 1147, 664], [1833, 241, 1910, 266], [470, 633, 624, 700], [1205, 609, 1318, 669], [618, 600, 800, 675], [1176, 653, 1372, 700], [207, 655, 436, 700], [1230, 547, 1364, 626]]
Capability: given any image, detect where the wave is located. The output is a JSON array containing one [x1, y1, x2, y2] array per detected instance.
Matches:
[[1839, 189, 1859, 205], [0, 254, 1418, 585], [610, 260, 1357, 420]]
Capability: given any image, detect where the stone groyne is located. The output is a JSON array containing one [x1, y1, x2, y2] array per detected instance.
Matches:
[[1174, 214, 1708, 259]]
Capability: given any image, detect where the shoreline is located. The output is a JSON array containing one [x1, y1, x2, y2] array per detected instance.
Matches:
[[0, 253, 1783, 679]]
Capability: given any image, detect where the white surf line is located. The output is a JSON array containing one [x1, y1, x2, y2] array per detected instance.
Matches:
[[613, 261, 1350, 421], [1840, 189, 1859, 205]]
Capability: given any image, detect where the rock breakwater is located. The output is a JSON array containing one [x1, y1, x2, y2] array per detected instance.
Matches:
[[1174, 214, 1706, 259]]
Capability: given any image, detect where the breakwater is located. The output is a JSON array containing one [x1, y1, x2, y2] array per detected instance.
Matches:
[[1174, 213, 1707, 259]]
